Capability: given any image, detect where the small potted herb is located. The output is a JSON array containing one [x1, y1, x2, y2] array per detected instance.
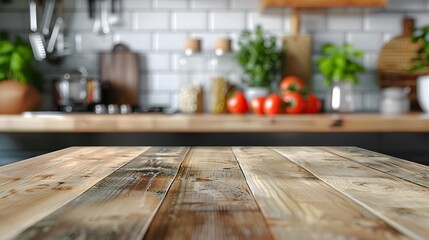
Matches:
[[236, 25, 283, 101], [0, 33, 42, 114], [410, 26, 429, 112], [317, 43, 365, 112]]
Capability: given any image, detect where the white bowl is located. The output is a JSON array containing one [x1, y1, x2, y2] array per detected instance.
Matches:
[[417, 75, 429, 112]]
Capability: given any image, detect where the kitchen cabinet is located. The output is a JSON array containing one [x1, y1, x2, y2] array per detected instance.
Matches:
[[1, 146, 428, 239], [261, 0, 388, 9]]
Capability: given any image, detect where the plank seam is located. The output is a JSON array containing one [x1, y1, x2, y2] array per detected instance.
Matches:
[[321, 147, 429, 189], [271, 147, 425, 240], [139, 147, 191, 240], [9, 147, 151, 240], [231, 147, 275, 240]]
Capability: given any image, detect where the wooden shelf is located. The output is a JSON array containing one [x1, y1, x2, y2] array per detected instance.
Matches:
[[261, 0, 388, 9], [0, 113, 429, 133]]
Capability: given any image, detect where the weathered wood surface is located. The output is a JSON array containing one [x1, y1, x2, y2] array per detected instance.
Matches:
[[14, 147, 189, 240], [0, 147, 95, 187], [144, 147, 273, 240], [0, 147, 150, 240], [233, 147, 407, 240], [0, 147, 428, 240], [273, 147, 429, 240], [323, 147, 429, 188]]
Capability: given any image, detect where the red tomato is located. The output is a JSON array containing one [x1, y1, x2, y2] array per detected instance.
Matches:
[[280, 76, 304, 92], [264, 94, 284, 115], [227, 91, 248, 114], [304, 93, 322, 113], [283, 92, 305, 114], [251, 97, 265, 115]]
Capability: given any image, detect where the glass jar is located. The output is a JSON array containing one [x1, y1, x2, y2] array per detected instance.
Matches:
[[329, 80, 356, 113], [208, 38, 240, 113], [178, 38, 206, 113]]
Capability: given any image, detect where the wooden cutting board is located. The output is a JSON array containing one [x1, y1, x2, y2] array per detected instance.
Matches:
[[283, 8, 313, 87], [378, 18, 429, 110], [99, 44, 140, 106]]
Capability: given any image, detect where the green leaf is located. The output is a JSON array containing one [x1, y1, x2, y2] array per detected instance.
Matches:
[[353, 51, 364, 58], [321, 43, 336, 55], [0, 40, 14, 55], [0, 68, 6, 80], [334, 56, 346, 69], [10, 52, 24, 71], [0, 55, 10, 66], [332, 68, 343, 80], [15, 45, 33, 62]]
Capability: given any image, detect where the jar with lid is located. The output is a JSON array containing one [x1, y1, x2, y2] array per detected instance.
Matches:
[[178, 38, 206, 113], [208, 38, 240, 113]]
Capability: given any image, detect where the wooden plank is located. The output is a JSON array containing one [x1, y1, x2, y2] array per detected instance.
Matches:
[[232, 147, 407, 240], [2, 114, 429, 133], [0, 147, 149, 240], [144, 147, 273, 240], [273, 147, 429, 240], [0, 147, 102, 187], [13, 147, 189, 240], [323, 147, 429, 188]]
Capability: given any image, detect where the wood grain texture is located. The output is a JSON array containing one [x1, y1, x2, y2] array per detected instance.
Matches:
[[323, 147, 429, 188], [143, 147, 273, 240], [0, 147, 96, 187], [0, 147, 149, 240], [272, 147, 429, 240], [13, 147, 189, 240], [3, 113, 429, 133], [233, 147, 408, 240]]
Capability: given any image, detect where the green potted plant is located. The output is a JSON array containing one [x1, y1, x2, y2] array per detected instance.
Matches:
[[0, 33, 42, 114], [410, 26, 429, 112], [317, 43, 365, 112], [236, 25, 283, 101]]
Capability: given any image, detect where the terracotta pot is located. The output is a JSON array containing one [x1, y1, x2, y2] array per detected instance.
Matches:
[[0, 80, 42, 114]]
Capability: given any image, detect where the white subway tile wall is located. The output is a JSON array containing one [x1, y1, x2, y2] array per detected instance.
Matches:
[[1, 0, 429, 110]]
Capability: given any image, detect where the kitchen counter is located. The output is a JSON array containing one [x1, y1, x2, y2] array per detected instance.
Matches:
[[1, 146, 428, 239], [1, 113, 429, 133]]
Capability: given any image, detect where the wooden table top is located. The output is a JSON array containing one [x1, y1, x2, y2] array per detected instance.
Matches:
[[1, 147, 428, 240], [1, 113, 429, 133]]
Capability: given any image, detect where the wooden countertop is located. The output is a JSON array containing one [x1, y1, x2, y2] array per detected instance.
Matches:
[[1, 146, 428, 239], [1, 113, 429, 133]]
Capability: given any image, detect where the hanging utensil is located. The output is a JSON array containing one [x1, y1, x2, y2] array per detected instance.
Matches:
[[88, 0, 96, 19], [109, 0, 122, 25], [28, 0, 47, 61], [93, 0, 111, 35], [100, 0, 111, 34], [40, 0, 55, 36], [29, 0, 38, 32], [47, 17, 63, 53]]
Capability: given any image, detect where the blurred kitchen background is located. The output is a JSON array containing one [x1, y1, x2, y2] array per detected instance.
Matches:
[[1, 0, 425, 111]]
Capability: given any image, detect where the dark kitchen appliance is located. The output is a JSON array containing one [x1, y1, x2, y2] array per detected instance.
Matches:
[[54, 68, 105, 112]]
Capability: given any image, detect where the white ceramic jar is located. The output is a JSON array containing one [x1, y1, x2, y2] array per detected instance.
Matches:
[[380, 87, 410, 115], [417, 75, 429, 113]]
